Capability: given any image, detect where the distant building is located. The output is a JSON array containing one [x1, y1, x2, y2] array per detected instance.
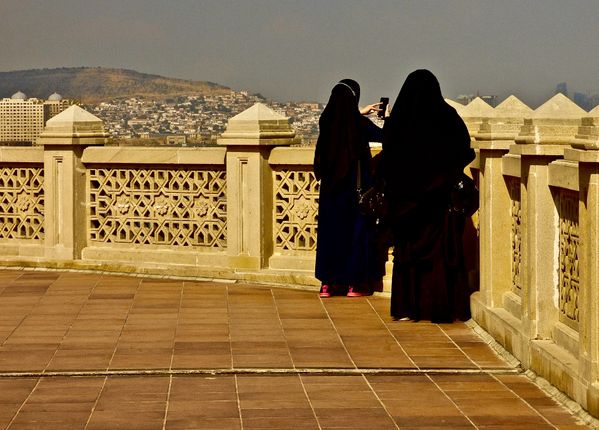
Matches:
[[556, 82, 568, 97], [0, 91, 74, 144], [573, 92, 589, 110], [554, 84, 599, 111], [45, 92, 73, 119], [165, 135, 187, 145], [589, 94, 599, 111], [0, 91, 45, 144], [456, 93, 498, 107], [299, 102, 321, 110]]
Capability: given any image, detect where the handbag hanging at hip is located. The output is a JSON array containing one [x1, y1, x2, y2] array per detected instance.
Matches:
[[448, 173, 479, 217], [356, 160, 388, 223]]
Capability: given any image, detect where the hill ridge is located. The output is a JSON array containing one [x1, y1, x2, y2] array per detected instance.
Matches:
[[0, 67, 230, 103]]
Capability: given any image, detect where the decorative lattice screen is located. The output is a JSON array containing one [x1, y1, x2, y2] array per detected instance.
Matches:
[[273, 169, 319, 252], [558, 189, 580, 330], [0, 166, 44, 240], [506, 177, 522, 296], [88, 167, 226, 248]]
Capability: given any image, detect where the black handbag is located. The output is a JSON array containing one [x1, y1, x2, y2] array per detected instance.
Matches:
[[449, 173, 479, 217], [356, 161, 388, 223], [358, 185, 387, 220]]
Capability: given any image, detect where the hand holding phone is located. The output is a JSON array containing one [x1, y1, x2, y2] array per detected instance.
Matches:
[[378, 97, 389, 118]]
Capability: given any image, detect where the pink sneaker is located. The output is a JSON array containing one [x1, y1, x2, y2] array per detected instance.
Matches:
[[319, 285, 331, 298], [347, 286, 366, 297]]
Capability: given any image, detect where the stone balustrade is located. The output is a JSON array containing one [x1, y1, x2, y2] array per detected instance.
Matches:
[[0, 103, 324, 287], [2, 95, 599, 417], [467, 94, 599, 417]]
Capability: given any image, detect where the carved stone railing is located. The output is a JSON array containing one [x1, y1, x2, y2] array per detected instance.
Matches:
[[467, 94, 599, 417], [0, 103, 327, 287]]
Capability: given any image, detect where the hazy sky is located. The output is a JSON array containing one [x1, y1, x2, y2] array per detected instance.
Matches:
[[2, 0, 599, 107]]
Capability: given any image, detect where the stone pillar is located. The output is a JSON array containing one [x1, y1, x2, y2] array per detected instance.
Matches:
[[37, 105, 109, 261], [512, 94, 585, 341], [218, 103, 296, 269], [472, 96, 532, 312], [567, 120, 599, 414]]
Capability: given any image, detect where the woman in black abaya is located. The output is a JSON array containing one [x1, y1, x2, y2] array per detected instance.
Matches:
[[314, 79, 384, 297], [382, 70, 475, 322]]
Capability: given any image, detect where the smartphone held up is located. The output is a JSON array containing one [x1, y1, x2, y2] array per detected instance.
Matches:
[[378, 97, 389, 118]]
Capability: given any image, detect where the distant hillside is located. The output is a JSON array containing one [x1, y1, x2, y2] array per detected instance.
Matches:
[[0, 67, 230, 103]]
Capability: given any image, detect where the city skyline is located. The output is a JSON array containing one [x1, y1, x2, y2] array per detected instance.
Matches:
[[2, 1, 599, 107]]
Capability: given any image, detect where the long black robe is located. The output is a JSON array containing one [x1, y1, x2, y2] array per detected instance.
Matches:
[[314, 80, 384, 290], [382, 70, 475, 322]]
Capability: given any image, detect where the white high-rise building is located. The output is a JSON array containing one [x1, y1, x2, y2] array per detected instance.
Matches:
[[0, 91, 73, 144]]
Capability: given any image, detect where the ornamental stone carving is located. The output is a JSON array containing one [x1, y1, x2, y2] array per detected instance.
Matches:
[[153, 196, 172, 217], [193, 198, 211, 219], [507, 177, 522, 295], [273, 169, 318, 252], [0, 167, 44, 241], [558, 189, 580, 329], [88, 167, 227, 248], [115, 195, 130, 215], [292, 198, 311, 220], [15, 193, 33, 213]]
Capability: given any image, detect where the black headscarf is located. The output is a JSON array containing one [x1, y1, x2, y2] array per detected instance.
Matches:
[[314, 79, 365, 192], [382, 69, 473, 200], [384, 69, 446, 136]]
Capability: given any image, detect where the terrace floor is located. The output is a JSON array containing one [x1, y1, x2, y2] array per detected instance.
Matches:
[[0, 269, 593, 429]]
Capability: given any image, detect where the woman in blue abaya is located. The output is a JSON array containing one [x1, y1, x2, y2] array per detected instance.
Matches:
[[314, 79, 385, 298]]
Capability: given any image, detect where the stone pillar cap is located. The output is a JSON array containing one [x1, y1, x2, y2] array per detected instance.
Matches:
[[37, 105, 110, 146], [460, 97, 495, 136], [494, 96, 533, 118], [218, 103, 296, 146], [460, 97, 495, 119], [474, 96, 533, 141], [515, 94, 587, 146], [572, 116, 599, 150], [531, 93, 586, 119]]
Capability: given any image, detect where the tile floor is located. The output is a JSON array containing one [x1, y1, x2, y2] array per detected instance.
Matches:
[[0, 270, 592, 429]]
